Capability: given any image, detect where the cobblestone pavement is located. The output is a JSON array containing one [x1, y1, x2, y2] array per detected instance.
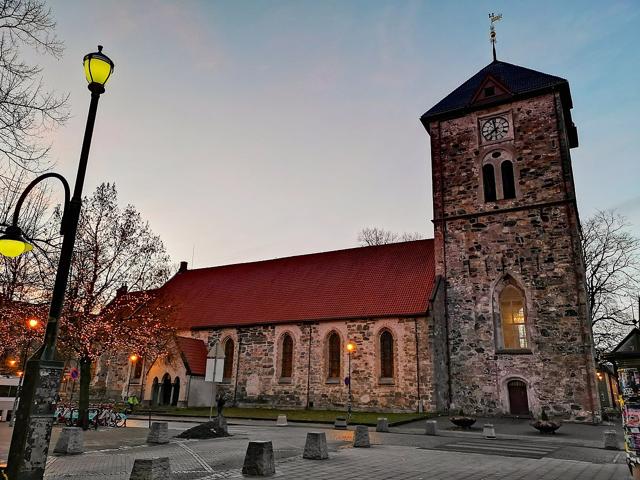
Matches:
[[38, 423, 629, 480], [0, 422, 630, 479]]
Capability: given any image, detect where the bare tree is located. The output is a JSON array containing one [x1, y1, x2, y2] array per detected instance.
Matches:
[[357, 227, 424, 246], [0, 0, 69, 185], [581, 210, 640, 353]]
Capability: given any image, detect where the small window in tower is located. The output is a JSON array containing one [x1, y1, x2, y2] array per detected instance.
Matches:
[[484, 86, 495, 97], [483, 164, 497, 202], [501, 160, 516, 199]]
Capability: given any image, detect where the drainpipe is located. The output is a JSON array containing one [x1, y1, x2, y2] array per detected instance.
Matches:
[[414, 318, 421, 411], [233, 329, 241, 405], [306, 323, 312, 408]]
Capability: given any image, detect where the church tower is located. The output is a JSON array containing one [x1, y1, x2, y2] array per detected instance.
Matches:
[[421, 57, 599, 418]]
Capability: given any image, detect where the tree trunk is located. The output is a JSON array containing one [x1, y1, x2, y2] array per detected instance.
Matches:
[[79, 355, 91, 430]]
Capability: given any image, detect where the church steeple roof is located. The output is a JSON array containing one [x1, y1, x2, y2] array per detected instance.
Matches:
[[421, 60, 572, 123]]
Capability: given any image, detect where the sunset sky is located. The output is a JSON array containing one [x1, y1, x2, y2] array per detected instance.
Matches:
[[36, 0, 640, 268]]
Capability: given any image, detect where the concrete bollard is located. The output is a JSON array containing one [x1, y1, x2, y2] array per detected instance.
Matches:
[[483, 424, 496, 439], [303, 432, 329, 460], [353, 425, 371, 448], [242, 440, 276, 476], [376, 418, 389, 433], [147, 422, 169, 444], [276, 414, 288, 427], [334, 417, 347, 430], [425, 420, 438, 436], [129, 457, 172, 480], [53, 427, 84, 455], [603, 430, 618, 450]]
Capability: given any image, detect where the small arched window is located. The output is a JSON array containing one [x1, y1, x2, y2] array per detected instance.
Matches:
[[281, 334, 293, 378], [327, 332, 341, 380], [223, 338, 234, 381], [483, 164, 497, 202], [500, 286, 528, 349], [501, 160, 516, 199], [380, 330, 394, 379]]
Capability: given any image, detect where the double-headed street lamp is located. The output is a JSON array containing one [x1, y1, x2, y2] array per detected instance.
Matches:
[[2, 45, 114, 480], [126, 354, 139, 401]]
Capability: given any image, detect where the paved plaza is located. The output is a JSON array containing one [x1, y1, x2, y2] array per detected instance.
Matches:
[[0, 418, 631, 479]]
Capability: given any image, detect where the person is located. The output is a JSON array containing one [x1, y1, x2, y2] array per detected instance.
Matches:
[[126, 394, 139, 413]]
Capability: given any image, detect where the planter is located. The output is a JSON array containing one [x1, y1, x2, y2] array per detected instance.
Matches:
[[449, 416, 476, 429], [531, 420, 561, 434]]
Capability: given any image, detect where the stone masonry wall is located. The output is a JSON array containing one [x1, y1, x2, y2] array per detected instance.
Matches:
[[195, 317, 433, 412], [429, 92, 599, 418]]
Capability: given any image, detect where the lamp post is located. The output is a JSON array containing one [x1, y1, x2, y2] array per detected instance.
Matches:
[[2, 45, 114, 480], [346, 341, 356, 420], [9, 318, 41, 427], [125, 354, 139, 401]]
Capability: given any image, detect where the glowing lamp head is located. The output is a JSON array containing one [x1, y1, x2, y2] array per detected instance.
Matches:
[[83, 45, 114, 93], [0, 225, 33, 258], [27, 318, 40, 329], [8, 359, 16, 367], [346, 341, 356, 353], [17, 371, 23, 377], [596, 372, 603, 380], [129, 354, 139, 362]]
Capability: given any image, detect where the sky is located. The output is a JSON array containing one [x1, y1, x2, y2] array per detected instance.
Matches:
[[31, 0, 640, 268]]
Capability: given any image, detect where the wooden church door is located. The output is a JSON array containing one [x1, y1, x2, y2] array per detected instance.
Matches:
[[508, 380, 529, 415]]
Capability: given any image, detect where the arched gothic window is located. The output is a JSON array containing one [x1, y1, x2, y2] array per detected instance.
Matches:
[[500, 286, 528, 349], [281, 334, 293, 378], [327, 332, 341, 380], [483, 164, 497, 202], [501, 160, 516, 199], [380, 330, 394, 379], [223, 338, 234, 381]]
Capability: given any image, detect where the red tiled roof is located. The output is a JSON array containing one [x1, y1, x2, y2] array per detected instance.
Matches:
[[159, 240, 435, 330], [176, 336, 208, 376]]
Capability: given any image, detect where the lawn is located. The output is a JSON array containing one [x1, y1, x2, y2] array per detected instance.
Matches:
[[142, 406, 427, 426]]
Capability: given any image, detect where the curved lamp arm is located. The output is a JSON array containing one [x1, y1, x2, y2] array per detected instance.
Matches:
[[12, 172, 71, 235]]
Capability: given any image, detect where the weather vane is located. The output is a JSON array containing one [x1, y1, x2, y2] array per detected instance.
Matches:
[[489, 12, 502, 61]]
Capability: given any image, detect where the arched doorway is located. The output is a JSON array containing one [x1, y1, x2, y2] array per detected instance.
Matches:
[[508, 379, 529, 415], [171, 377, 180, 406], [151, 377, 159, 406], [161, 374, 172, 406]]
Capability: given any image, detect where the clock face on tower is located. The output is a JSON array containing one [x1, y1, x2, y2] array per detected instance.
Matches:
[[481, 116, 509, 141]]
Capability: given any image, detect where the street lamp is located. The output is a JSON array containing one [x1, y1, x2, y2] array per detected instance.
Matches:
[[126, 354, 139, 401], [346, 341, 356, 420], [4, 45, 114, 480], [9, 317, 41, 427]]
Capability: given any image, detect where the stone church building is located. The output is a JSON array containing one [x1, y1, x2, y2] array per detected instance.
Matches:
[[96, 57, 599, 418]]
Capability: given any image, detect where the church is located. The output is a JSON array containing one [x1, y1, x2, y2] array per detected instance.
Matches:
[[95, 54, 600, 419]]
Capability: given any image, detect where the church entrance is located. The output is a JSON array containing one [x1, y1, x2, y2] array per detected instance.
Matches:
[[161, 374, 172, 406], [508, 380, 529, 415]]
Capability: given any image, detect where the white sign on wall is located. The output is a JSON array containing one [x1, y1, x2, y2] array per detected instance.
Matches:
[[205, 358, 225, 383]]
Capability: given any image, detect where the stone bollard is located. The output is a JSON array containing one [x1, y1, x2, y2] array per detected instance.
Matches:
[[147, 422, 169, 444], [334, 417, 347, 430], [276, 414, 288, 427], [53, 427, 84, 455], [483, 424, 496, 439], [353, 425, 371, 448], [303, 432, 329, 460], [603, 430, 618, 450], [242, 441, 276, 476], [129, 457, 172, 480], [425, 420, 438, 436], [376, 418, 389, 433]]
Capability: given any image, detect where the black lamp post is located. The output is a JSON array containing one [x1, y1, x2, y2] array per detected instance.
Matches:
[[346, 341, 356, 420], [2, 45, 114, 480]]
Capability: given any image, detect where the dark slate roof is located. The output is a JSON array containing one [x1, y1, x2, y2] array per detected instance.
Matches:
[[421, 60, 570, 122], [156, 240, 435, 330]]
